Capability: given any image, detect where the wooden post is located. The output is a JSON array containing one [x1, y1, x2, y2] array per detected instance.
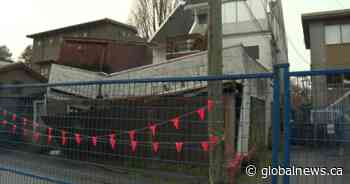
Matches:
[[208, 0, 224, 183], [224, 95, 236, 184]]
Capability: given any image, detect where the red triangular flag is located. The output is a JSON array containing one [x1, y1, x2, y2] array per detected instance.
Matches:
[[128, 130, 136, 141], [109, 134, 116, 150], [92, 136, 97, 147], [12, 114, 16, 121], [33, 132, 40, 143], [131, 140, 138, 152], [47, 128, 53, 144], [149, 124, 157, 137], [197, 108, 206, 120], [12, 124, 16, 134], [1, 120, 7, 126], [207, 99, 214, 112], [201, 141, 209, 152], [75, 133, 81, 145], [152, 142, 160, 153], [171, 117, 180, 130], [61, 130, 67, 145], [175, 142, 184, 153], [210, 135, 219, 145]]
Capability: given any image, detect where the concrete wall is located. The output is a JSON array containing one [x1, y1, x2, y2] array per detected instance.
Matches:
[[223, 33, 273, 70]]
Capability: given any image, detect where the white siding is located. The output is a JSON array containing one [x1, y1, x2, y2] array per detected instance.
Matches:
[[223, 33, 273, 70]]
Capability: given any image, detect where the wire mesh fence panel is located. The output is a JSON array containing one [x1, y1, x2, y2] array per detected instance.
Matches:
[[289, 73, 350, 184], [0, 73, 274, 184]]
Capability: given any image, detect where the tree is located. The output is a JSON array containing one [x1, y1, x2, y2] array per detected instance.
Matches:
[[129, 0, 180, 39], [0, 45, 12, 60], [19, 45, 33, 63]]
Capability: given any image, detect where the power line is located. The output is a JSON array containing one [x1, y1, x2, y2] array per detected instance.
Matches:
[[245, 0, 310, 66]]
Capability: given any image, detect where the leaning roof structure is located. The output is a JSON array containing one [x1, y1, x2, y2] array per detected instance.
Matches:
[[48, 45, 268, 99]]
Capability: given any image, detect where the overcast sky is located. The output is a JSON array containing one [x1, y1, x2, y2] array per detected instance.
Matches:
[[0, 0, 348, 71]]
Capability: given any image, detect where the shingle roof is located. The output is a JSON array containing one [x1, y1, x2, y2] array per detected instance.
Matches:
[[27, 18, 137, 38]]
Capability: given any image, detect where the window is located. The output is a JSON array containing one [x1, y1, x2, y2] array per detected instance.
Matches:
[[222, 1, 235, 23], [49, 39, 54, 45], [244, 45, 260, 60], [198, 14, 208, 25], [83, 32, 88, 37], [37, 41, 41, 46], [341, 24, 350, 43], [325, 25, 341, 44], [325, 24, 350, 44]]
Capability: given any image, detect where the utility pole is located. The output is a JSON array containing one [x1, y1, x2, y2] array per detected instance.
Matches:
[[208, 0, 224, 183]]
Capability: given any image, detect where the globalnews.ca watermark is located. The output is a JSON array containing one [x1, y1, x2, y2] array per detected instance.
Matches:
[[245, 165, 344, 179]]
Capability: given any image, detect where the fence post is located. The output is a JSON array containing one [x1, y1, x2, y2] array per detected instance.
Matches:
[[272, 65, 281, 184], [281, 64, 290, 184]]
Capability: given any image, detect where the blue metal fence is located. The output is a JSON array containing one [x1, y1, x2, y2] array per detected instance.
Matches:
[[284, 66, 350, 184], [0, 72, 274, 184], [2, 65, 348, 184]]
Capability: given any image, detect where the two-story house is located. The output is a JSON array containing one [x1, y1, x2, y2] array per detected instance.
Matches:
[[302, 9, 350, 107], [27, 18, 144, 76]]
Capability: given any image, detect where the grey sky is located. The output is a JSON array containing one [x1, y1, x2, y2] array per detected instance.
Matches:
[[0, 0, 348, 71]]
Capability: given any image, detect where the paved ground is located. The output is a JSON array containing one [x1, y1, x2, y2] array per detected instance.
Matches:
[[0, 148, 206, 184], [290, 145, 350, 184]]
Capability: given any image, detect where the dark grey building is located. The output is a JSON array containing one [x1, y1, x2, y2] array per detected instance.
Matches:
[[302, 9, 350, 106], [27, 18, 140, 74]]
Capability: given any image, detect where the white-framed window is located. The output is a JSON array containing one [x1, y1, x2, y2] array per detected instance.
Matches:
[[222, 1, 235, 23], [325, 24, 350, 44], [341, 24, 350, 43]]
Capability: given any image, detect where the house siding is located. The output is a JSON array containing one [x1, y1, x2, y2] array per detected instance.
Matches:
[[31, 24, 138, 64]]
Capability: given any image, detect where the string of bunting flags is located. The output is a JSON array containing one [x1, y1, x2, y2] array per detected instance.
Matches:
[[0, 99, 222, 154]]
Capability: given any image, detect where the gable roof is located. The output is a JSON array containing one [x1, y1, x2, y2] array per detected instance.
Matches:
[[27, 18, 137, 38], [0, 63, 47, 82], [302, 9, 350, 49], [149, 4, 195, 43]]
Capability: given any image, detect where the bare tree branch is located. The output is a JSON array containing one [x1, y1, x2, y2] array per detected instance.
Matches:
[[129, 0, 179, 40]]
